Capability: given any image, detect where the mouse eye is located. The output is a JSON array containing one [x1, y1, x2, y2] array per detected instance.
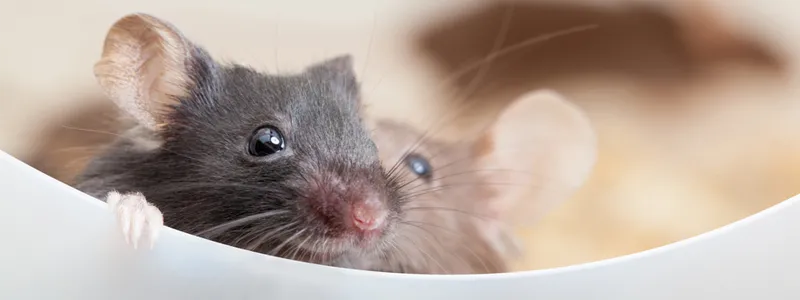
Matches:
[[248, 126, 285, 156], [405, 154, 432, 179]]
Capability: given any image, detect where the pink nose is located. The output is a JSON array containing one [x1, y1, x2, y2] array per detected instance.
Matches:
[[351, 197, 387, 232]]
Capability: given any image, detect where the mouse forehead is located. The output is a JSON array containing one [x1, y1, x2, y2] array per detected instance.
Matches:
[[372, 121, 441, 157], [286, 80, 377, 165], [221, 66, 375, 162], [214, 66, 355, 122], [372, 120, 479, 173], [217, 67, 294, 115]]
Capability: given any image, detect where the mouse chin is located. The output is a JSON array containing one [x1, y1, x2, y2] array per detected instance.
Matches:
[[289, 228, 393, 265]]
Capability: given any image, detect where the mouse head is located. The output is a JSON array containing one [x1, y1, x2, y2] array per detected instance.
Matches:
[[93, 14, 398, 262], [368, 90, 597, 274]]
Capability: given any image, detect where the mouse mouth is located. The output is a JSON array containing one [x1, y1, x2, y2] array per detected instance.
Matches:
[[271, 221, 396, 265], [270, 236, 374, 265]]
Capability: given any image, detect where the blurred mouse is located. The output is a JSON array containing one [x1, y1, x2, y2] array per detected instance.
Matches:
[[72, 13, 597, 274], [364, 94, 596, 273]]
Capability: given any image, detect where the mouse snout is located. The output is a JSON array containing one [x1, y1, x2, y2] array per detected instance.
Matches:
[[306, 174, 390, 240], [351, 195, 387, 232]]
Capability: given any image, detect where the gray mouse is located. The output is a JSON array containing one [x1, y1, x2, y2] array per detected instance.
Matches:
[[75, 13, 597, 274]]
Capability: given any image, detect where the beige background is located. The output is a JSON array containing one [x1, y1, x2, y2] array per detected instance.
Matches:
[[3, 0, 800, 271]]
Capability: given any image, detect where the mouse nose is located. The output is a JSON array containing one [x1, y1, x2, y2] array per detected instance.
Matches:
[[351, 196, 387, 232]]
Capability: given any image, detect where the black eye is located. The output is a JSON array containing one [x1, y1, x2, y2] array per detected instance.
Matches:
[[405, 154, 432, 179], [248, 126, 285, 156]]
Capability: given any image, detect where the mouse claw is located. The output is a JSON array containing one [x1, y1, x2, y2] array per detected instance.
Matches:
[[105, 191, 164, 250], [145, 204, 163, 250], [130, 208, 145, 249]]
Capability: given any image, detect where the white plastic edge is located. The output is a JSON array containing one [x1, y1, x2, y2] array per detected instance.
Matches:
[[1, 149, 798, 300]]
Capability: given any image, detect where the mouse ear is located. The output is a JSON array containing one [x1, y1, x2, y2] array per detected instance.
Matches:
[[93, 13, 216, 131], [474, 90, 597, 226], [305, 55, 359, 98], [307, 55, 354, 77]]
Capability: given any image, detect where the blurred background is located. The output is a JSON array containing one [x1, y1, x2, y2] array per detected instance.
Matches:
[[3, 0, 800, 271]]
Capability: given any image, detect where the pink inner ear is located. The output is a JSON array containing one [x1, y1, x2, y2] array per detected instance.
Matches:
[[475, 90, 597, 226], [93, 13, 193, 131]]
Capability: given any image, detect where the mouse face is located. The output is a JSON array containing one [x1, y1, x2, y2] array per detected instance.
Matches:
[[356, 91, 597, 274], [161, 61, 402, 260], [358, 120, 507, 273], [77, 13, 596, 274]]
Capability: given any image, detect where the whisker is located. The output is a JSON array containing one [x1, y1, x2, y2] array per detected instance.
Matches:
[[270, 228, 308, 256], [273, 8, 281, 73], [392, 8, 516, 167], [400, 185, 484, 200], [384, 241, 406, 272], [50, 145, 106, 154], [432, 168, 533, 180], [315, 237, 327, 263], [399, 180, 549, 201], [308, 239, 321, 263], [388, 24, 597, 173], [143, 181, 283, 197], [432, 145, 565, 177], [291, 233, 314, 262], [392, 240, 414, 273], [233, 223, 274, 248], [452, 5, 515, 105], [399, 235, 448, 274], [401, 221, 471, 273], [245, 221, 299, 252], [404, 206, 493, 222], [396, 168, 535, 194], [367, 72, 386, 97], [403, 220, 497, 273], [360, 0, 379, 79], [61, 125, 209, 165], [195, 210, 290, 238], [60, 125, 124, 139], [433, 24, 598, 97]]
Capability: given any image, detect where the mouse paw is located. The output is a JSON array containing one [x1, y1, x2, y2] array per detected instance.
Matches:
[[105, 191, 163, 250]]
